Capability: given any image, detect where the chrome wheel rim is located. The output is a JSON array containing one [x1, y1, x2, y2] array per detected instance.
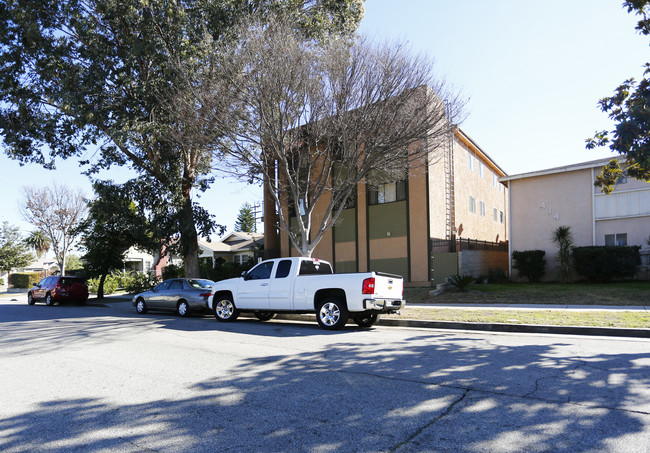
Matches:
[[178, 302, 188, 316], [215, 300, 233, 319], [45, 295, 52, 305], [136, 300, 145, 313], [319, 302, 340, 327]]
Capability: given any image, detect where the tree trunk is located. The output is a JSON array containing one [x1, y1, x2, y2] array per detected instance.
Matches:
[[180, 189, 200, 278], [98, 272, 107, 299]]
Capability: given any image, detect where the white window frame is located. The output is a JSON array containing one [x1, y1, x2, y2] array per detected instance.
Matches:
[[479, 201, 486, 217], [469, 196, 476, 213]]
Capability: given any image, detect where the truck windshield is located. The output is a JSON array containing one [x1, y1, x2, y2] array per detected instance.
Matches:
[[298, 260, 333, 275]]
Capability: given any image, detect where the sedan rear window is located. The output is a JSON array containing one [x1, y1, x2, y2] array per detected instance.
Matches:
[[59, 277, 85, 286], [187, 279, 214, 289]]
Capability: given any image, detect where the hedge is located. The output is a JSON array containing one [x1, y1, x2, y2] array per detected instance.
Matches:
[[573, 246, 640, 282], [9, 272, 41, 288], [511, 250, 546, 282]]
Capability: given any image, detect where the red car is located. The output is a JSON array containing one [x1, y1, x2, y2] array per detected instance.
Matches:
[[28, 276, 89, 306]]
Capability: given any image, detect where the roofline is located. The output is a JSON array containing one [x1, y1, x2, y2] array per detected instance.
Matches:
[[499, 156, 623, 183], [454, 128, 507, 177]]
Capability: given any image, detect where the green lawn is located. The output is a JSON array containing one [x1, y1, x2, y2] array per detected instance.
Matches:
[[405, 281, 650, 306], [396, 281, 650, 328], [385, 308, 650, 329]]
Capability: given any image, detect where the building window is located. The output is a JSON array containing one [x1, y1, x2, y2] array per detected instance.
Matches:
[[605, 233, 627, 246], [492, 173, 497, 187], [499, 211, 504, 223], [499, 182, 504, 193], [469, 196, 476, 213], [368, 181, 406, 205], [479, 201, 486, 216], [234, 255, 241, 264], [493, 208, 498, 221], [468, 153, 475, 171], [479, 163, 484, 179]]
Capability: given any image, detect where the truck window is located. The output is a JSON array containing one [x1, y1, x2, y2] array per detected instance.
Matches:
[[275, 260, 292, 279], [247, 261, 274, 280], [298, 260, 333, 275]]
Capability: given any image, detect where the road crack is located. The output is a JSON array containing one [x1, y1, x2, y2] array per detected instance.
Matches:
[[388, 389, 470, 452]]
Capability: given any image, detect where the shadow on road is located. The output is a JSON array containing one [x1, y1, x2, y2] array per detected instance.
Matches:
[[1, 301, 649, 451]]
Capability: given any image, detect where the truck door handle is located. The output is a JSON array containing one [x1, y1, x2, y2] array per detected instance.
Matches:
[[260, 283, 269, 286]]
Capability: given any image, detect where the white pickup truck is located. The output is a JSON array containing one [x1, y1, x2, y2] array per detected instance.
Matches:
[[207, 257, 405, 330]]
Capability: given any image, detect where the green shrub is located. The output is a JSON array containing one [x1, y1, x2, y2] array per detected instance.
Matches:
[[9, 272, 40, 288], [0, 278, 4, 286], [488, 268, 507, 283], [123, 272, 158, 294], [447, 274, 475, 292], [87, 273, 119, 295], [573, 246, 641, 282], [512, 250, 546, 282], [162, 263, 184, 280]]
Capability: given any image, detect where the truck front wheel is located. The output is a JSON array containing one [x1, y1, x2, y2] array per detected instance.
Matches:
[[316, 298, 349, 330], [213, 296, 240, 322], [353, 312, 381, 328]]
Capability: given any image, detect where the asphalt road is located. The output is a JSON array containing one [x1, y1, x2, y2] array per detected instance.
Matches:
[[1, 298, 649, 452]]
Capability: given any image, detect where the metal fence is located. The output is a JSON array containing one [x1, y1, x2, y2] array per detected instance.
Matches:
[[430, 237, 508, 253]]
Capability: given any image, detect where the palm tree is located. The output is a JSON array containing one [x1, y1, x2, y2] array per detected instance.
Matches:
[[24, 230, 50, 259], [551, 225, 575, 283]]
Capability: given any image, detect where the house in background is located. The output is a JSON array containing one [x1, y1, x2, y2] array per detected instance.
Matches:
[[264, 127, 509, 286], [501, 157, 650, 281], [199, 232, 264, 265]]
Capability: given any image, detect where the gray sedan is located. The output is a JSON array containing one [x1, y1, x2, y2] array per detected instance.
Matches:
[[132, 278, 215, 317]]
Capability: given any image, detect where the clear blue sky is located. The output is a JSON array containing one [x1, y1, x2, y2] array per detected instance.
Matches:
[[1, 0, 647, 238]]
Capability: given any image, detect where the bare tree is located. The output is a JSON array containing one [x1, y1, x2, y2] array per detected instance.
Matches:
[[219, 18, 464, 256], [20, 184, 87, 275]]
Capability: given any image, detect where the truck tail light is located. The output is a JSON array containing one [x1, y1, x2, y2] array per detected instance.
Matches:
[[362, 277, 375, 295], [199, 292, 213, 298]]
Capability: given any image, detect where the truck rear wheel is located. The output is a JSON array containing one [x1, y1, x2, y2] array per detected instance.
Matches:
[[353, 312, 381, 328], [213, 295, 240, 322], [316, 298, 348, 330]]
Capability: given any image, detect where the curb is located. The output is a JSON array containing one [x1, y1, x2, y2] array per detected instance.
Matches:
[[377, 318, 650, 338]]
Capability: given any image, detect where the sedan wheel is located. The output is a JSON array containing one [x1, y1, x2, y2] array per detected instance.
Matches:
[[135, 298, 147, 314], [213, 296, 239, 322], [45, 293, 54, 306], [27, 293, 35, 305], [316, 298, 349, 330], [177, 300, 190, 317]]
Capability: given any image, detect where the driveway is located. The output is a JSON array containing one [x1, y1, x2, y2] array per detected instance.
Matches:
[[1, 299, 649, 452]]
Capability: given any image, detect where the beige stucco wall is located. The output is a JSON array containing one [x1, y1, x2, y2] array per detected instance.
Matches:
[[453, 136, 508, 244], [427, 148, 448, 239], [509, 168, 594, 281]]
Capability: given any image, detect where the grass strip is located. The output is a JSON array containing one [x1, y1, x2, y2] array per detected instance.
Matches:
[[386, 308, 650, 329]]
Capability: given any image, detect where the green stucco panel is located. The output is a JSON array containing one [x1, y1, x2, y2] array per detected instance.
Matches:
[[369, 258, 409, 280], [334, 208, 356, 243], [368, 201, 408, 240], [334, 260, 357, 273]]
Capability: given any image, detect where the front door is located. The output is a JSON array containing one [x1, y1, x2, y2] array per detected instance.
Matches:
[[237, 261, 275, 309]]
